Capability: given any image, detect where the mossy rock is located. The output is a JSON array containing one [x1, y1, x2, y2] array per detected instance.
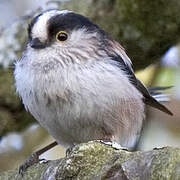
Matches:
[[1, 142, 179, 179]]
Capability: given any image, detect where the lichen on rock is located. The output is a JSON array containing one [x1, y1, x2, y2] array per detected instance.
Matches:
[[0, 142, 179, 179]]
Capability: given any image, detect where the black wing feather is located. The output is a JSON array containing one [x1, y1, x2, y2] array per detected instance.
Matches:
[[110, 55, 173, 116]]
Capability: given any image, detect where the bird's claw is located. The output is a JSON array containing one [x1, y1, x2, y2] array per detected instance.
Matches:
[[66, 144, 76, 157], [19, 152, 41, 176]]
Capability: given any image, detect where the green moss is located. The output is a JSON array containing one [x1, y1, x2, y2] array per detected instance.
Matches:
[[0, 161, 51, 180], [56, 142, 117, 179], [0, 143, 180, 179], [151, 147, 180, 180]]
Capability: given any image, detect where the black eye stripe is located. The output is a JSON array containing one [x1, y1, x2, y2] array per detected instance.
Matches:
[[47, 12, 102, 39]]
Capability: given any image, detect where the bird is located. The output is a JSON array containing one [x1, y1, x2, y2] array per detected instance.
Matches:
[[14, 9, 173, 173]]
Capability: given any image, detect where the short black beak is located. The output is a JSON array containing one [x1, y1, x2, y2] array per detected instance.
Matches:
[[30, 38, 46, 49]]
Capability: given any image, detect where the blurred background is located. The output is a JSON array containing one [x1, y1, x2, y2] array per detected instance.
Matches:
[[0, 0, 180, 172]]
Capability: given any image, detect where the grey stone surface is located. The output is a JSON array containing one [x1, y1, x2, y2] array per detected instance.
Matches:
[[0, 142, 179, 180]]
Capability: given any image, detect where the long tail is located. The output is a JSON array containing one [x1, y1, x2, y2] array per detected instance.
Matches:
[[146, 86, 173, 115], [135, 78, 173, 115], [148, 86, 172, 102]]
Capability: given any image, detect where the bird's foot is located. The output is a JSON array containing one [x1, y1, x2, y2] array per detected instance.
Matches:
[[92, 140, 129, 151], [18, 141, 57, 176], [19, 152, 46, 176], [66, 144, 76, 157]]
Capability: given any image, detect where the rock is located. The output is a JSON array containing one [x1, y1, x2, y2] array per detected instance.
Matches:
[[0, 142, 179, 179]]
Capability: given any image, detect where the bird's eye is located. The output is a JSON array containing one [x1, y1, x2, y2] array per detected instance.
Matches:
[[56, 31, 68, 42]]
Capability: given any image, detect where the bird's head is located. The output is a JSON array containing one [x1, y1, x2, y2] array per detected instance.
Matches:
[[26, 10, 114, 65], [23, 9, 131, 71]]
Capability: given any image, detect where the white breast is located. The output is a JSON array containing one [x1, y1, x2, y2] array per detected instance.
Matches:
[[14, 55, 145, 149]]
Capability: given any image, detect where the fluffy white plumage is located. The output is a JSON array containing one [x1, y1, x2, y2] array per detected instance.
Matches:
[[15, 10, 171, 151], [15, 44, 144, 149]]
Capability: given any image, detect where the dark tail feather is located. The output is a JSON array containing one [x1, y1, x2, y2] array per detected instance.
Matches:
[[148, 86, 173, 95], [144, 96, 173, 115], [146, 86, 173, 116], [148, 86, 173, 102], [133, 79, 173, 116]]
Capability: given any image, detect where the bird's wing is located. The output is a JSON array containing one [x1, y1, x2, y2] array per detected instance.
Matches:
[[109, 40, 173, 116]]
